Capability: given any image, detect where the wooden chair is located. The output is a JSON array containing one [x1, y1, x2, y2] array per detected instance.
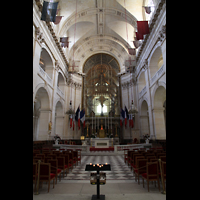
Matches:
[[134, 159, 147, 184], [142, 161, 160, 192], [123, 149, 129, 164], [130, 153, 141, 170], [159, 156, 166, 162], [33, 163, 37, 192], [48, 159, 62, 184], [72, 151, 78, 166], [48, 154, 57, 159], [76, 149, 82, 165], [160, 161, 166, 191], [36, 154, 45, 160], [57, 157, 68, 178], [59, 154, 71, 174], [146, 156, 156, 162], [39, 163, 56, 193]]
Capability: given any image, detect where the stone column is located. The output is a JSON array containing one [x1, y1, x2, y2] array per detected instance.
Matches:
[[152, 107, 166, 140], [38, 109, 52, 140]]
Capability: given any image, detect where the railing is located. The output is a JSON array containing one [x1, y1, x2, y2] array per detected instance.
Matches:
[[115, 143, 152, 152], [150, 64, 164, 87], [38, 65, 53, 86], [139, 85, 147, 99], [57, 86, 64, 98]]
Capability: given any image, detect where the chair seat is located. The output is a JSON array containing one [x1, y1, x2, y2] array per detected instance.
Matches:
[[50, 173, 56, 179], [64, 165, 68, 169], [57, 168, 61, 173], [142, 173, 157, 179]]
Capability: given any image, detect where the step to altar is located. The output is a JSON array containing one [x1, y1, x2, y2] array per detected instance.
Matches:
[[90, 147, 114, 151]]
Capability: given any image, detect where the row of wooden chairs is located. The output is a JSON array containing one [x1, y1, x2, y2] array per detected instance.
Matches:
[[124, 149, 166, 192], [33, 149, 81, 193]]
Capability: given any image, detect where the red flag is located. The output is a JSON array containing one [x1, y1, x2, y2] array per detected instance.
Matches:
[[53, 16, 63, 25], [137, 21, 149, 35], [135, 32, 143, 40]]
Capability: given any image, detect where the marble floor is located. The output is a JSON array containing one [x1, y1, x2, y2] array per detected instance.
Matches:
[[33, 152, 166, 200]]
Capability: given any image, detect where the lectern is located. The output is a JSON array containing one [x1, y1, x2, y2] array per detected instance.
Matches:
[[85, 163, 111, 200]]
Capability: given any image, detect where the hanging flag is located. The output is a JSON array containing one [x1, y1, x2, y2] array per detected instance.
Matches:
[[125, 106, 129, 128], [143, 6, 151, 14], [129, 114, 132, 128], [120, 108, 125, 127], [60, 37, 69, 48], [133, 40, 140, 48], [70, 114, 72, 128], [137, 21, 150, 35], [135, 32, 143, 40], [73, 114, 75, 131], [75, 106, 80, 130], [53, 16, 63, 25], [80, 109, 85, 128], [129, 114, 134, 128], [128, 48, 136, 55], [41, 1, 59, 22]]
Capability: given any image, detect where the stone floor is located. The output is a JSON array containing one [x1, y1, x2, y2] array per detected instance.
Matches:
[[33, 152, 166, 200]]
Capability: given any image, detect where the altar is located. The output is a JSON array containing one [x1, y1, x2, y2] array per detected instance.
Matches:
[[94, 138, 109, 148], [90, 138, 118, 148]]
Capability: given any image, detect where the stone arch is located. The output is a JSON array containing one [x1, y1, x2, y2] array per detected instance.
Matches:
[[34, 83, 52, 108], [152, 85, 166, 139], [148, 46, 164, 79], [33, 86, 51, 140], [54, 101, 64, 137], [40, 48, 54, 79], [140, 100, 150, 136]]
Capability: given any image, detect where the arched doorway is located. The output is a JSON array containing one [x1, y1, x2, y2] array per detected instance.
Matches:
[[33, 87, 51, 140], [54, 101, 64, 137], [153, 86, 166, 139], [140, 100, 150, 136]]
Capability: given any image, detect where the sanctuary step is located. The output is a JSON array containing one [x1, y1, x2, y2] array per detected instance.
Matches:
[[90, 147, 114, 151]]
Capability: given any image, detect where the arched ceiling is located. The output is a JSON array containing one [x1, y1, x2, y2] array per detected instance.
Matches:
[[52, 0, 155, 73]]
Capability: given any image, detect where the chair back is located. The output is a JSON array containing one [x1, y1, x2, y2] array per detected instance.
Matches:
[[135, 156, 145, 168], [39, 163, 50, 181], [147, 161, 159, 179], [48, 159, 58, 174], [36, 154, 45, 159], [161, 161, 166, 179], [132, 153, 141, 165], [57, 157, 65, 169], [146, 156, 156, 162], [48, 154, 57, 159], [137, 159, 147, 173], [160, 156, 166, 162], [33, 163, 37, 180]]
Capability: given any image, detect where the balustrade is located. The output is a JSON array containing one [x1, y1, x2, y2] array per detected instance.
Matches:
[[150, 64, 164, 86], [38, 65, 53, 86]]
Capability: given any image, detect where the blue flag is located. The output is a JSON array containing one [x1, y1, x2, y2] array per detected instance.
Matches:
[[41, 1, 58, 22]]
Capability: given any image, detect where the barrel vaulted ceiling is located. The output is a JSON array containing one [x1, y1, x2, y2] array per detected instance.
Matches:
[[52, 0, 155, 73]]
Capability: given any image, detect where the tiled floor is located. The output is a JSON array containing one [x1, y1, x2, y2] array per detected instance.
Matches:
[[33, 153, 166, 200], [65, 155, 134, 180]]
